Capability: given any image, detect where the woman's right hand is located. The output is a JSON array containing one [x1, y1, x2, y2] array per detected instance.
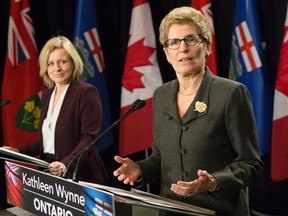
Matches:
[[113, 155, 142, 186], [2, 146, 19, 153]]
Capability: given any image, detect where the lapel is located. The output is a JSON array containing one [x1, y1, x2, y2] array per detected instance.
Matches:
[[163, 68, 214, 124], [41, 87, 54, 119], [162, 80, 179, 121], [59, 80, 79, 112]]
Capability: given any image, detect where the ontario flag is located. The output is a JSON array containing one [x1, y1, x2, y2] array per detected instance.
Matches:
[[271, 3, 288, 182], [73, 0, 113, 151], [191, 0, 217, 75], [229, 0, 273, 156], [119, 0, 163, 156], [1, 0, 44, 148], [5, 162, 23, 208]]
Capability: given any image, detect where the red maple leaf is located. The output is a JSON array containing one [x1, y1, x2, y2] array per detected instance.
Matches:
[[122, 38, 155, 92]]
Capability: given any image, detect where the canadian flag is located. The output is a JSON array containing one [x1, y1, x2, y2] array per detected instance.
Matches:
[[191, 0, 218, 74], [119, 0, 162, 156], [271, 4, 288, 182]]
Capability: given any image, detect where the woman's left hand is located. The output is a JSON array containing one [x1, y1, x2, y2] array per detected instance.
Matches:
[[48, 161, 66, 176], [170, 169, 217, 197]]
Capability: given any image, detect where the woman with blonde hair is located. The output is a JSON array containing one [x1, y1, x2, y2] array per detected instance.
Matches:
[[4, 36, 108, 183]]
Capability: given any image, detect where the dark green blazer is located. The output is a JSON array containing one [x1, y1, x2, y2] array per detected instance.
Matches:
[[138, 68, 263, 216]]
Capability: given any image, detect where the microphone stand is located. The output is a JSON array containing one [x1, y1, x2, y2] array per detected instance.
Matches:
[[72, 115, 126, 182], [62, 99, 146, 182]]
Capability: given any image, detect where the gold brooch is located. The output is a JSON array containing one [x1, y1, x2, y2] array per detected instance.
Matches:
[[194, 101, 207, 113]]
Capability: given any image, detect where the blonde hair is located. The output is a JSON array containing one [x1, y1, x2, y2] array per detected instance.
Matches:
[[159, 6, 212, 46], [38, 36, 83, 88]]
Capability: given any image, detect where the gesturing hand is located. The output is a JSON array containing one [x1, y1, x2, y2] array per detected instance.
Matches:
[[113, 155, 142, 186], [170, 169, 218, 197]]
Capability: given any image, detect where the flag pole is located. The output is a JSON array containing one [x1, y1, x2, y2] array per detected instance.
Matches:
[[145, 148, 150, 193]]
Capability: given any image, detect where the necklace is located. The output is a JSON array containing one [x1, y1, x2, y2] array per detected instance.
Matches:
[[178, 89, 198, 96], [179, 71, 204, 96]]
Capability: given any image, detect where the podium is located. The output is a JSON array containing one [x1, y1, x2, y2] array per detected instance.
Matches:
[[4, 161, 215, 216]]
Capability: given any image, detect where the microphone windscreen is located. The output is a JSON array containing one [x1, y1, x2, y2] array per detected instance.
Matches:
[[1, 99, 11, 106], [133, 99, 146, 109]]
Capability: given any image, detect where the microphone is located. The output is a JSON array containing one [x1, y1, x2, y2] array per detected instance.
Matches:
[[0, 99, 11, 106], [62, 99, 146, 181]]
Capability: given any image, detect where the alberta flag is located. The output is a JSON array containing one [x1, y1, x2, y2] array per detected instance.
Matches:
[[119, 0, 163, 156], [191, 0, 218, 75], [73, 0, 113, 151], [1, 0, 44, 148], [229, 0, 273, 156]]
